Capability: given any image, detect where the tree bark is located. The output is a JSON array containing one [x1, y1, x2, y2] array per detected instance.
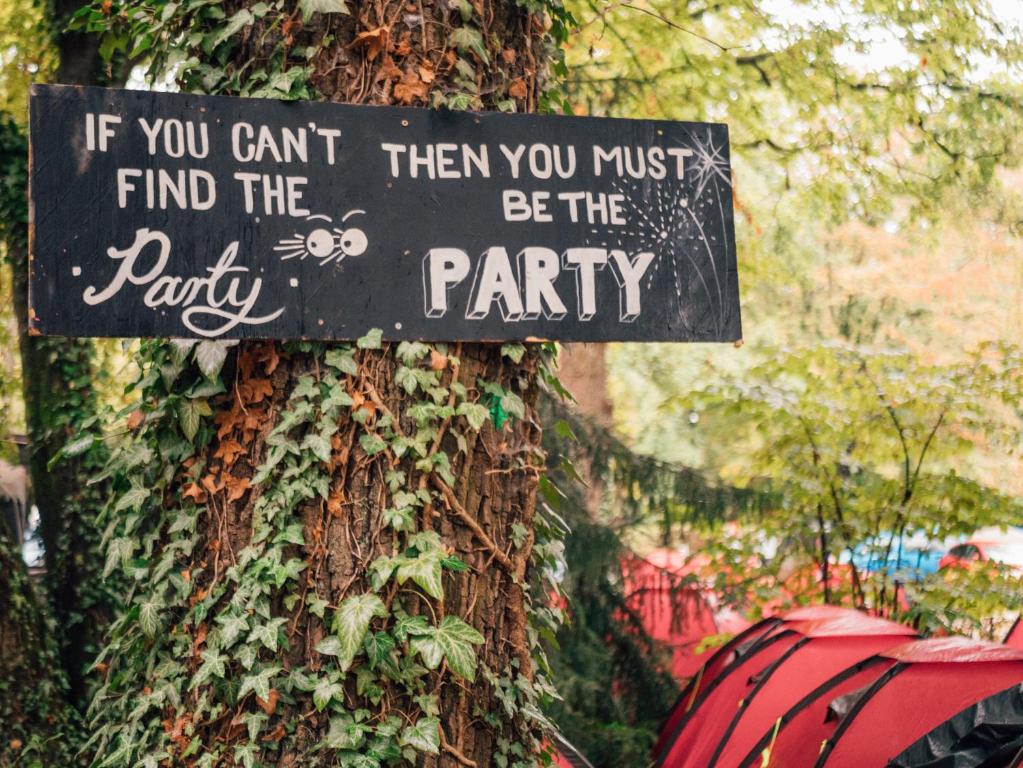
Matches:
[[89, 1, 559, 766]]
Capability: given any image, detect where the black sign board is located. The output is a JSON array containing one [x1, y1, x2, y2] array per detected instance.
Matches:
[[29, 85, 740, 342]]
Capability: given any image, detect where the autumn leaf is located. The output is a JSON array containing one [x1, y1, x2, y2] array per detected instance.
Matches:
[[201, 474, 225, 495], [429, 349, 448, 371], [394, 71, 429, 104], [419, 61, 436, 83], [127, 409, 145, 430], [353, 26, 389, 62], [256, 688, 280, 715], [508, 77, 527, 100], [182, 482, 206, 502], [394, 36, 413, 57], [502, 48, 517, 64], [214, 438, 245, 466], [224, 474, 251, 502]]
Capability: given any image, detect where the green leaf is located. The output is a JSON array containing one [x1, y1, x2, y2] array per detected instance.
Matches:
[[357, 328, 383, 349], [332, 593, 386, 671], [325, 348, 358, 374], [115, 486, 149, 513], [363, 631, 395, 668], [63, 434, 96, 458], [212, 8, 254, 48], [411, 616, 484, 681], [500, 343, 525, 363], [302, 433, 332, 462], [456, 401, 490, 431], [315, 635, 342, 657], [325, 713, 365, 749], [298, 0, 348, 22], [313, 676, 343, 711], [178, 398, 211, 441], [359, 433, 387, 455], [396, 550, 444, 600], [195, 340, 237, 379], [399, 716, 440, 754], [138, 600, 161, 638], [238, 665, 281, 702], [247, 617, 287, 652]]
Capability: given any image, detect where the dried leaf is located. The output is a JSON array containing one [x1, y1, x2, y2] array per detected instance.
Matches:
[[353, 26, 389, 62], [256, 689, 280, 715], [508, 77, 527, 100], [394, 71, 429, 105]]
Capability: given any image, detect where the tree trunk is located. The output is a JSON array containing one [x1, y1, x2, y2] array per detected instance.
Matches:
[[2, 3, 115, 708], [0, 535, 83, 767], [89, 2, 562, 766]]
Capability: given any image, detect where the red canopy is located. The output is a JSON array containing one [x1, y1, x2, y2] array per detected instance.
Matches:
[[746, 656, 899, 768], [654, 605, 861, 761], [709, 614, 916, 767], [1005, 615, 1023, 650], [817, 638, 1023, 767]]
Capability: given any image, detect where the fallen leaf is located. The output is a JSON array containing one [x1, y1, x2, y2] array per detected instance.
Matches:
[[394, 71, 429, 104], [353, 26, 389, 62], [214, 438, 245, 466], [395, 36, 413, 57], [256, 689, 280, 715], [182, 482, 206, 502], [224, 474, 251, 502], [508, 77, 527, 100], [418, 61, 436, 83], [262, 723, 286, 742]]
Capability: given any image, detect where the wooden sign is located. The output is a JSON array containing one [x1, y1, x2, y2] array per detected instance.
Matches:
[[29, 85, 741, 342]]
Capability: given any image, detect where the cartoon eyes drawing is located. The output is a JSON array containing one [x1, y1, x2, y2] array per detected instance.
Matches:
[[274, 211, 368, 265]]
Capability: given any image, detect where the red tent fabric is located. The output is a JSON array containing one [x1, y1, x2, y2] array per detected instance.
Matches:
[[1006, 615, 1023, 650], [654, 604, 858, 761], [652, 617, 782, 759], [817, 638, 1023, 767], [744, 656, 900, 768], [708, 613, 916, 767], [622, 550, 740, 681]]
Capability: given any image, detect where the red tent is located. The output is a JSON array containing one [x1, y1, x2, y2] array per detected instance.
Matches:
[[622, 550, 746, 681], [817, 637, 1023, 767], [708, 612, 916, 767], [653, 604, 854, 761], [888, 681, 1023, 767], [1006, 615, 1023, 650], [658, 610, 915, 768], [741, 655, 900, 768]]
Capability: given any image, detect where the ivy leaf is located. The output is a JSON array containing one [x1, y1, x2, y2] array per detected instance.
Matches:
[[324, 348, 358, 374], [411, 616, 484, 681], [238, 665, 282, 702], [332, 593, 386, 671], [363, 631, 395, 668], [456, 401, 490, 431], [396, 550, 444, 600], [217, 612, 250, 647], [115, 485, 149, 513], [393, 613, 431, 643], [313, 677, 344, 711], [212, 8, 254, 48], [247, 617, 288, 653], [178, 398, 211, 441], [500, 343, 526, 363], [315, 635, 342, 657], [359, 433, 387, 455], [192, 649, 227, 689], [357, 328, 383, 349], [325, 713, 365, 749], [299, 0, 348, 22], [302, 433, 332, 462], [195, 340, 237, 379], [63, 434, 96, 458], [138, 599, 161, 638], [399, 716, 440, 754]]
